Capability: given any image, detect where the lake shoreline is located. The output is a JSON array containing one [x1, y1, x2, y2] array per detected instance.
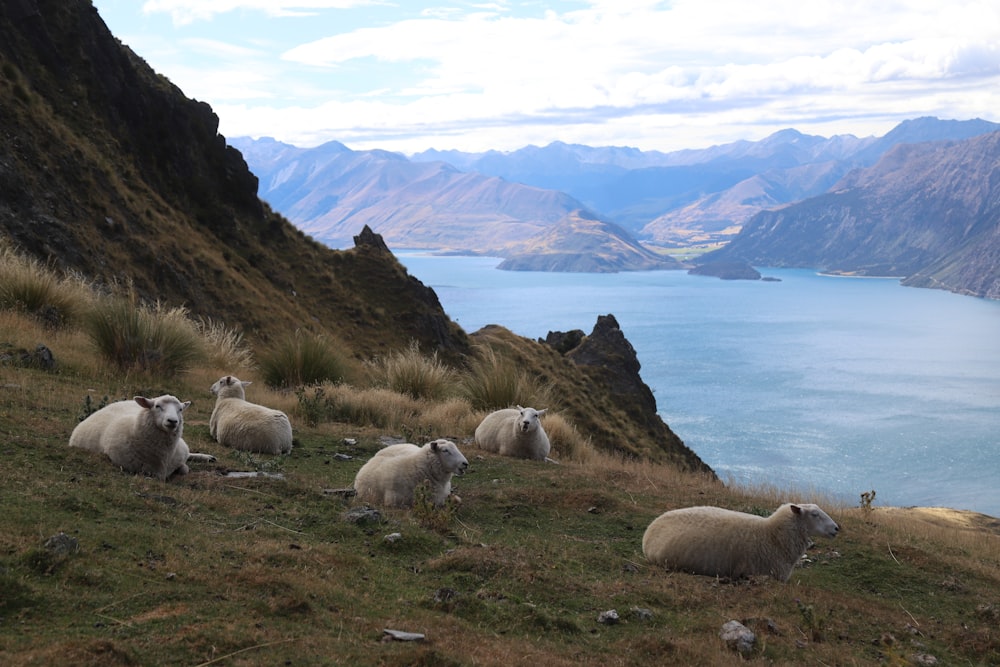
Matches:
[[398, 253, 1000, 518]]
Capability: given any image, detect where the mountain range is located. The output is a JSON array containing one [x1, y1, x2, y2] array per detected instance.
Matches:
[[707, 132, 1000, 299], [232, 117, 1000, 297]]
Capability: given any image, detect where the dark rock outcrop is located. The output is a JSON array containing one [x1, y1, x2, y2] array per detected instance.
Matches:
[[547, 315, 714, 475], [542, 329, 585, 355]]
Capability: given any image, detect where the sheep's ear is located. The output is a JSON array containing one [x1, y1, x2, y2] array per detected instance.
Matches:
[[182, 401, 192, 410], [242, 381, 252, 388], [516, 405, 524, 410], [790, 504, 802, 515], [134, 396, 152, 408], [537, 409, 547, 416]]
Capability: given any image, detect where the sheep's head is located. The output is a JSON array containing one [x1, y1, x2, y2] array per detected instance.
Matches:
[[210, 374, 250, 400], [790, 503, 840, 539], [429, 439, 469, 475], [515, 405, 547, 434], [135, 395, 190, 436]]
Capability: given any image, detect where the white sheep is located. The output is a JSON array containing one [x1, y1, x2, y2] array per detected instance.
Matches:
[[209, 375, 292, 455], [69, 395, 215, 481], [641, 503, 840, 582], [474, 405, 550, 460], [353, 439, 469, 508]]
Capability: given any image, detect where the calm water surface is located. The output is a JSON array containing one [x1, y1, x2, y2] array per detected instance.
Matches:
[[398, 253, 1000, 517]]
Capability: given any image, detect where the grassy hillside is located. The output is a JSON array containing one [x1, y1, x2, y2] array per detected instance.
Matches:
[[2, 5, 999, 664], [2, 309, 999, 666]]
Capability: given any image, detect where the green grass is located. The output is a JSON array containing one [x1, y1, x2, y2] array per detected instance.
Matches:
[[368, 341, 458, 401], [82, 294, 205, 376], [2, 366, 1000, 666], [258, 330, 349, 388], [460, 344, 550, 411]]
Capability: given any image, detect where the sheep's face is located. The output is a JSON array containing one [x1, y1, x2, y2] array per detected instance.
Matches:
[[430, 439, 469, 475], [515, 406, 547, 434], [210, 375, 249, 400], [791, 503, 840, 539], [135, 395, 190, 435]]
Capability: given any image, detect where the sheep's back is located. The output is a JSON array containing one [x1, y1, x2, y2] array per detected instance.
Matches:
[[353, 446, 443, 507], [212, 398, 292, 454], [474, 409, 519, 453], [372, 443, 422, 458], [69, 401, 141, 453], [643, 507, 767, 578], [354, 451, 413, 506]]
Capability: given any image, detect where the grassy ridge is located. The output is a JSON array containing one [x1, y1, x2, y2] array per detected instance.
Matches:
[[1, 308, 999, 665]]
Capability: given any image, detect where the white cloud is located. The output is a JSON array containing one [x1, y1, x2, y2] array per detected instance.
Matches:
[[141, 0, 380, 26], [101, 0, 1000, 152]]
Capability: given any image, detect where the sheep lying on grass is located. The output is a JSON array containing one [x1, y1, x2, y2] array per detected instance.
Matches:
[[642, 503, 840, 582], [474, 405, 550, 460], [69, 395, 215, 481], [353, 439, 469, 508], [209, 375, 292, 455]]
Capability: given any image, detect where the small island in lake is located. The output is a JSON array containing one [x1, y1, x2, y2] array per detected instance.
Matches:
[[689, 260, 763, 280]]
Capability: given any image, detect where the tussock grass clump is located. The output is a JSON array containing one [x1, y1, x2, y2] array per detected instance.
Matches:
[[296, 384, 477, 443], [195, 317, 254, 372], [367, 340, 458, 400], [83, 293, 204, 376], [460, 345, 552, 410], [0, 243, 92, 327], [296, 384, 420, 429], [543, 412, 595, 463], [258, 330, 349, 388], [418, 397, 481, 438]]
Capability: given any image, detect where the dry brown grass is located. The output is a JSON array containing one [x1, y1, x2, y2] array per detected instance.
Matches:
[[0, 241, 95, 327], [543, 411, 597, 463]]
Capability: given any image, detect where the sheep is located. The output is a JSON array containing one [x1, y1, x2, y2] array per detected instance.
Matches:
[[474, 405, 550, 460], [641, 503, 840, 582], [353, 439, 469, 508], [69, 395, 215, 481], [209, 375, 292, 455]]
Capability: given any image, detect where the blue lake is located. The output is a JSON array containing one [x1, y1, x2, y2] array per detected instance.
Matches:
[[396, 253, 1000, 517]]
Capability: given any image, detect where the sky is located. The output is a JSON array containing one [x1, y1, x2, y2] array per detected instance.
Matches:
[[90, 0, 1000, 155]]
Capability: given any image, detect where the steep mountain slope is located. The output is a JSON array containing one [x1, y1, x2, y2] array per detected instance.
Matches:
[[851, 116, 1000, 166], [639, 159, 855, 245], [497, 211, 682, 272], [704, 132, 1000, 299], [0, 1, 466, 357]]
